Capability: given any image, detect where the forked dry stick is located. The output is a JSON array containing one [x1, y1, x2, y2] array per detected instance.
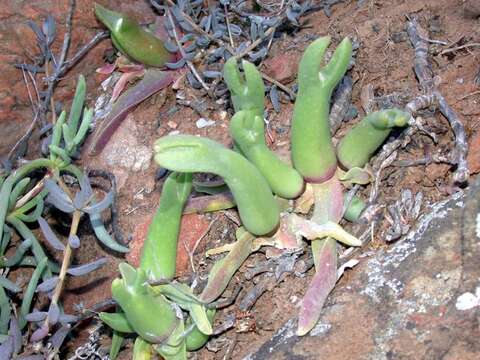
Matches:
[[407, 18, 469, 184]]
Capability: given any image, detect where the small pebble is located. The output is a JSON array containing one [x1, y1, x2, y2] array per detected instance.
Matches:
[[196, 118, 216, 128], [167, 121, 178, 129]]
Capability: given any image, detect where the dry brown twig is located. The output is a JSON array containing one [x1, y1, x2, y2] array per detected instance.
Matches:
[[407, 18, 469, 184]]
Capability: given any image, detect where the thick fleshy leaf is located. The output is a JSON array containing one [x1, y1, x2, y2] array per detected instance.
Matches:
[[67, 258, 107, 276], [89, 69, 176, 155], [297, 238, 337, 336], [38, 217, 65, 251]]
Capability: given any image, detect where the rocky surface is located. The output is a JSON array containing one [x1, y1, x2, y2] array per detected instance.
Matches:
[[247, 178, 480, 359]]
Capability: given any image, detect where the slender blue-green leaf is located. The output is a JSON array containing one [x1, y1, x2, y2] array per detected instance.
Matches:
[[17, 257, 60, 273], [68, 75, 86, 133], [62, 123, 74, 151], [38, 217, 65, 251], [0, 277, 21, 293], [0, 284, 10, 333], [48, 145, 71, 164], [16, 200, 44, 223], [89, 212, 129, 253], [50, 111, 66, 149], [44, 179, 74, 213], [20, 258, 47, 329], [72, 108, 93, 146], [12, 189, 47, 216], [8, 178, 30, 210], [3, 239, 31, 267]]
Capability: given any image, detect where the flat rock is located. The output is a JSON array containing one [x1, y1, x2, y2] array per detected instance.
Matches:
[[247, 177, 480, 359]]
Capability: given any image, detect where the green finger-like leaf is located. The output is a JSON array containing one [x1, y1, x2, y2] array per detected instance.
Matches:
[[291, 37, 352, 183], [154, 135, 279, 235], [140, 172, 192, 281], [230, 111, 304, 199], [16, 199, 44, 223], [12, 189, 48, 216], [337, 108, 409, 169], [7, 217, 52, 279]]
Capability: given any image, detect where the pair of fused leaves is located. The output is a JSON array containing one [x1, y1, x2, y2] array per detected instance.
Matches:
[[101, 263, 215, 359]]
